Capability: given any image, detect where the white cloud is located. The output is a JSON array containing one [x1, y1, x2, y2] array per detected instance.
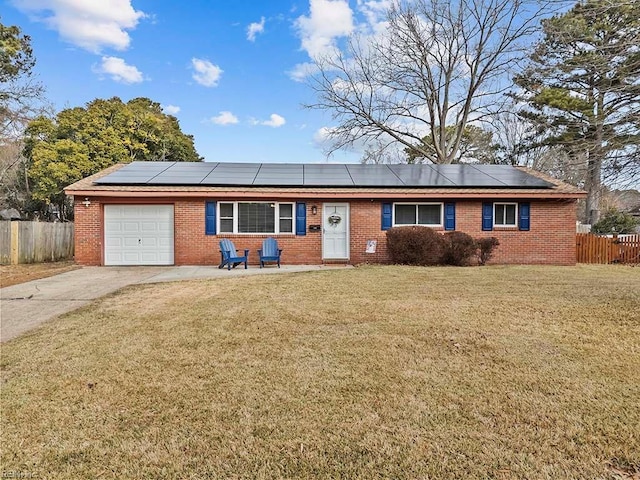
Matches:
[[295, 0, 354, 58], [93, 56, 143, 84], [356, 0, 392, 36], [313, 126, 334, 148], [289, 0, 394, 81], [287, 61, 320, 82], [210, 111, 239, 126], [247, 17, 265, 41], [13, 0, 145, 53], [162, 104, 180, 115], [191, 58, 223, 87], [260, 114, 286, 128]]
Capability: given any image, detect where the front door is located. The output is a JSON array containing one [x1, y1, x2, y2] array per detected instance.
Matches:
[[322, 203, 349, 260]]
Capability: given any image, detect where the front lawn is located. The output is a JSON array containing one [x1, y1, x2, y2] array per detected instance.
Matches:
[[1, 265, 639, 479]]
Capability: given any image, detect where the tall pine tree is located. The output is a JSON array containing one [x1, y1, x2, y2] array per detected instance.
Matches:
[[513, 0, 640, 223]]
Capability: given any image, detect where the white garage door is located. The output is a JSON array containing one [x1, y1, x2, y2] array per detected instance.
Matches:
[[104, 205, 174, 266]]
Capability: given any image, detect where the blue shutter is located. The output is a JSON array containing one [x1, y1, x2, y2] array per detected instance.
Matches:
[[482, 202, 493, 231], [296, 202, 306, 236], [444, 202, 456, 231], [519, 202, 530, 231], [381, 202, 392, 230], [205, 201, 216, 235]]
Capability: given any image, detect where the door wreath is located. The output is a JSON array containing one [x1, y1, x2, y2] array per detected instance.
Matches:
[[328, 213, 342, 226]]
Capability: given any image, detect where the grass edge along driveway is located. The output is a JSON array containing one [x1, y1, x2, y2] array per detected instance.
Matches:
[[1, 265, 639, 479]]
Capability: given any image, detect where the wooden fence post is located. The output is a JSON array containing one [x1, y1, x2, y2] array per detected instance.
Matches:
[[10, 220, 19, 265]]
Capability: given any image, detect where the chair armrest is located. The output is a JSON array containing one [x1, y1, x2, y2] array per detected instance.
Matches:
[[258, 249, 263, 255], [243, 249, 250, 256], [278, 249, 283, 254]]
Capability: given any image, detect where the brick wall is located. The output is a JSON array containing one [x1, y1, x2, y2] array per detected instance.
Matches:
[[73, 199, 102, 265], [454, 200, 577, 265], [175, 199, 322, 266], [73, 196, 578, 266]]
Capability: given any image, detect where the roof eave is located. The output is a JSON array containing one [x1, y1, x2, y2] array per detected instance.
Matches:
[[64, 188, 586, 200]]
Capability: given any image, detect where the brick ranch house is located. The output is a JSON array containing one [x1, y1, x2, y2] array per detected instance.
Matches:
[[64, 162, 585, 266]]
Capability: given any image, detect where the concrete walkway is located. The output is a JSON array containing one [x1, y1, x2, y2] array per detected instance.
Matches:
[[1, 264, 349, 342]]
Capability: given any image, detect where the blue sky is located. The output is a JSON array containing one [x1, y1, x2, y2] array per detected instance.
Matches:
[[2, 0, 391, 163]]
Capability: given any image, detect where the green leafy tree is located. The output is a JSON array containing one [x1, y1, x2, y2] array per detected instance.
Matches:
[[592, 208, 639, 234], [0, 21, 34, 84], [405, 125, 499, 164], [24, 97, 202, 219], [127, 97, 201, 162], [512, 0, 640, 224], [28, 139, 90, 214]]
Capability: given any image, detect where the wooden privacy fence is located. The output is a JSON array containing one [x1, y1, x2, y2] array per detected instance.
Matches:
[[576, 233, 640, 264], [0, 221, 74, 265]]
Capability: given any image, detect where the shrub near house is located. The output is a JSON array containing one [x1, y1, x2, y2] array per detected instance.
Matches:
[[592, 208, 640, 234], [386, 226, 446, 266], [386, 227, 499, 266]]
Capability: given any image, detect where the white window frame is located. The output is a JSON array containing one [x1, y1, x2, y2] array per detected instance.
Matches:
[[494, 202, 518, 228], [218, 201, 296, 234], [392, 202, 443, 228], [218, 202, 234, 233]]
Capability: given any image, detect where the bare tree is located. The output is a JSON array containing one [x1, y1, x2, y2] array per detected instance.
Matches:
[[305, 0, 556, 164], [488, 111, 582, 181], [1, 21, 48, 217]]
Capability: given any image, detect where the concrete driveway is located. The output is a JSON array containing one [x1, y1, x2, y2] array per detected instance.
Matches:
[[1, 265, 348, 342]]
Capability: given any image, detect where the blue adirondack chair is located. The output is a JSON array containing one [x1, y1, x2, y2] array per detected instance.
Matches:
[[218, 239, 249, 270], [258, 237, 282, 268]]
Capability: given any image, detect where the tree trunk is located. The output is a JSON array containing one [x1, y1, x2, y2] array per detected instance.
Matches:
[[586, 91, 606, 225], [584, 154, 602, 225]]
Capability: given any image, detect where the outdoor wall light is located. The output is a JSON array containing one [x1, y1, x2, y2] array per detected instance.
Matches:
[[82, 197, 91, 207], [311, 205, 318, 215]]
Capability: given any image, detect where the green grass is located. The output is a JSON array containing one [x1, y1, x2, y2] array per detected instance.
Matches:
[[1, 265, 639, 479]]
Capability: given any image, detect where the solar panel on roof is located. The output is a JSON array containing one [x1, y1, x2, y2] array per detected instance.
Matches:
[[124, 161, 175, 171], [96, 176, 156, 184], [468, 165, 554, 187], [303, 165, 353, 185], [168, 162, 216, 169], [148, 176, 213, 185], [92, 161, 173, 185], [253, 164, 304, 185], [389, 164, 457, 187], [200, 163, 260, 185], [452, 171, 509, 187], [93, 161, 555, 188], [258, 163, 303, 171], [149, 163, 217, 185], [345, 165, 404, 186]]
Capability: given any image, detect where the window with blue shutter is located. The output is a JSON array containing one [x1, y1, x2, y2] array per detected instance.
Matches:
[[519, 202, 530, 231], [381, 202, 392, 230], [482, 202, 493, 231], [296, 202, 306, 235], [444, 202, 456, 230], [205, 201, 216, 235]]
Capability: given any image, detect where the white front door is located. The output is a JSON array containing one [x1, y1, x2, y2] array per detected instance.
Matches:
[[322, 203, 349, 260], [104, 205, 174, 266]]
